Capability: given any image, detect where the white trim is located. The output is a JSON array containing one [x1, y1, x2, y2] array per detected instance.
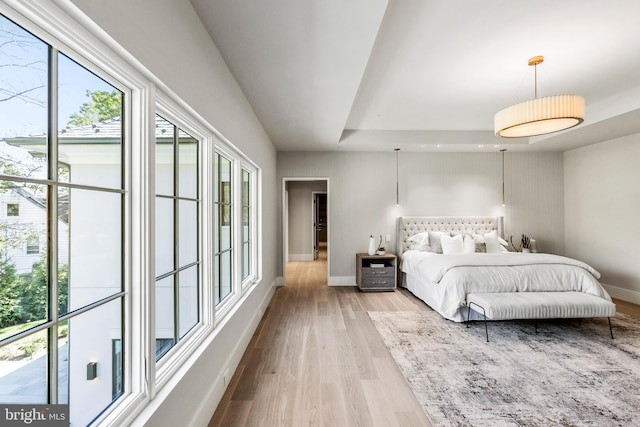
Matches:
[[0, 2, 266, 426], [281, 177, 330, 286], [152, 100, 212, 397], [188, 279, 275, 427], [289, 254, 314, 261], [240, 162, 259, 292], [328, 276, 356, 286], [133, 279, 276, 427], [0, 2, 152, 425], [603, 283, 640, 306]]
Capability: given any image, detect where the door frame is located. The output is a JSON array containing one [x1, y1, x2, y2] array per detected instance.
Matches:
[[281, 177, 330, 286]]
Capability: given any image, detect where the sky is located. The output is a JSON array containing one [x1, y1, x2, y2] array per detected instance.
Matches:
[[0, 14, 117, 140]]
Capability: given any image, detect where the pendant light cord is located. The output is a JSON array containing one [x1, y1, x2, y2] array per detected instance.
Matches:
[[395, 148, 400, 205], [500, 149, 506, 206]]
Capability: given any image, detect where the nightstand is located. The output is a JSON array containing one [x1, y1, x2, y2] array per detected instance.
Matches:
[[356, 253, 397, 292]]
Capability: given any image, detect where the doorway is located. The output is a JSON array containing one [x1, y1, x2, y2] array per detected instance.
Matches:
[[282, 178, 329, 285], [313, 192, 327, 260]]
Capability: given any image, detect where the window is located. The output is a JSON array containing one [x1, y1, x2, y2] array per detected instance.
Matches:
[[6, 203, 19, 216], [0, 13, 125, 427], [214, 152, 233, 305], [26, 239, 39, 254], [241, 168, 252, 281], [154, 114, 200, 361], [0, 4, 263, 425]]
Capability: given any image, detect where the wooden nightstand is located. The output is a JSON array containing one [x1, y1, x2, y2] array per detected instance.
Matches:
[[356, 253, 397, 292]]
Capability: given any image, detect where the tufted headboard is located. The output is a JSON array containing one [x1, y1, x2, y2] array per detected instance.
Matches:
[[396, 216, 504, 257]]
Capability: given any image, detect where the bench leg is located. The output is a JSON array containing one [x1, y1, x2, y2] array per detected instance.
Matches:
[[608, 317, 614, 339], [468, 301, 489, 342]]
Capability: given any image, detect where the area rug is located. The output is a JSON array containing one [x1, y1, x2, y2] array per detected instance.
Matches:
[[368, 309, 640, 426]]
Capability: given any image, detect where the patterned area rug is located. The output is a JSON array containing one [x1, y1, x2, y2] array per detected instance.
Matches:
[[368, 309, 640, 426]]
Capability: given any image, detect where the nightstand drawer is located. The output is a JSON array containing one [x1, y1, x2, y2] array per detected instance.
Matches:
[[360, 277, 396, 289], [361, 266, 395, 279]]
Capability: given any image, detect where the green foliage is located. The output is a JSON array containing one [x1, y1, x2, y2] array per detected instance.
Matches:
[[66, 90, 121, 128], [0, 255, 22, 328], [20, 257, 48, 322], [0, 254, 69, 332]]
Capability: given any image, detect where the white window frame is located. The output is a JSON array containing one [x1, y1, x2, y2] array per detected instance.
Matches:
[[213, 145, 237, 321], [152, 99, 214, 393], [0, 1, 263, 425], [0, 2, 149, 425], [211, 145, 261, 325], [240, 161, 259, 291]]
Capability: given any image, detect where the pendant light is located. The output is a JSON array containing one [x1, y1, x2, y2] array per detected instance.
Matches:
[[495, 56, 585, 138]]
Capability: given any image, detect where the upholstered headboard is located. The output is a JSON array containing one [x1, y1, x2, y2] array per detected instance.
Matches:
[[396, 216, 504, 256]]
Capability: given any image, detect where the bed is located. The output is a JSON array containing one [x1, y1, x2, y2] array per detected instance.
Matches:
[[396, 216, 615, 323]]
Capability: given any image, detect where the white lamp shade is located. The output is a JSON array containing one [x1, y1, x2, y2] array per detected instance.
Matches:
[[494, 94, 585, 138]]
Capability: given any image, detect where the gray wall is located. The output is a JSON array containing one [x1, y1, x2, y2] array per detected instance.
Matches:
[[69, 0, 277, 425], [564, 133, 640, 303], [277, 151, 564, 283], [287, 180, 327, 259]]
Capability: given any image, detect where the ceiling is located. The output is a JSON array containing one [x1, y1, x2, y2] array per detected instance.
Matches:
[[190, 0, 640, 152]]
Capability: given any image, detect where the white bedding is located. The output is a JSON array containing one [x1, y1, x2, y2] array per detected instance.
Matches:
[[401, 251, 612, 322]]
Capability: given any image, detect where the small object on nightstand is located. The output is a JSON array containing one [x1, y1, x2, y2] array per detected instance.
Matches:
[[368, 235, 376, 255]]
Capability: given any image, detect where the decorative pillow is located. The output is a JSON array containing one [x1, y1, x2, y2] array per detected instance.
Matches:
[[406, 232, 430, 251], [463, 234, 476, 253], [428, 231, 449, 254], [483, 230, 508, 253], [441, 234, 464, 254]]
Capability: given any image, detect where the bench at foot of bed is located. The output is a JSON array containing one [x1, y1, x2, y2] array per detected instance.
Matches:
[[465, 291, 616, 342]]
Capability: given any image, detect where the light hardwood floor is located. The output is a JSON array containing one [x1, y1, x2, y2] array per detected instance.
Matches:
[[209, 247, 432, 426], [209, 247, 639, 426]]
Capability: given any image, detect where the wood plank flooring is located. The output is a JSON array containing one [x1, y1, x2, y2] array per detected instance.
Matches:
[[209, 247, 640, 426], [209, 248, 432, 426]]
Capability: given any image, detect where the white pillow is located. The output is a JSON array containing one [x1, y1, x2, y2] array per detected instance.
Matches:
[[483, 230, 508, 253], [428, 231, 449, 254], [441, 234, 464, 254], [463, 235, 476, 253], [406, 232, 430, 251]]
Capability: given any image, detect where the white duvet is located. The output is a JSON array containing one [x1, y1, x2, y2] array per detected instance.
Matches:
[[401, 251, 612, 322]]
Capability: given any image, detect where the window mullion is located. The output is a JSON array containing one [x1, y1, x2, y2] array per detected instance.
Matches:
[[172, 125, 179, 347], [47, 45, 60, 405]]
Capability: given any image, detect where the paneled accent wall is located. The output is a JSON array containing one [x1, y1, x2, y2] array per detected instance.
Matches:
[[565, 133, 640, 302], [277, 151, 564, 281]]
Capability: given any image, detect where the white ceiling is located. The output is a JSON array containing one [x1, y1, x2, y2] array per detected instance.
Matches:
[[190, 0, 640, 152]]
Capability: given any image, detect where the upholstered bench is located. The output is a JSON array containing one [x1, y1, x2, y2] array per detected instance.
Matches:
[[466, 291, 616, 342]]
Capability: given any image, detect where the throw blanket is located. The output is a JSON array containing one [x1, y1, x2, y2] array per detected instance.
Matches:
[[401, 251, 611, 321], [402, 251, 601, 283]]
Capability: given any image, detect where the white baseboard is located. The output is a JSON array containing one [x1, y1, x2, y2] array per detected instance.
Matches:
[[603, 283, 640, 305], [328, 276, 356, 286], [288, 253, 314, 261], [276, 276, 285, 286], [189, 279, 276, 427]]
